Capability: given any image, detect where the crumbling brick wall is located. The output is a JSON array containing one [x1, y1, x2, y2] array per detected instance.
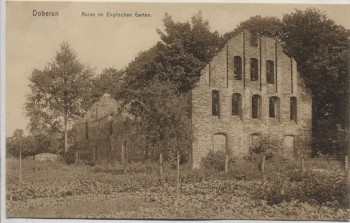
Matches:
[[191, 30, 312, 168]]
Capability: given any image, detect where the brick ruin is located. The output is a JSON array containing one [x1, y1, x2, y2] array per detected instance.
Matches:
[[191, 30, 312, 168]]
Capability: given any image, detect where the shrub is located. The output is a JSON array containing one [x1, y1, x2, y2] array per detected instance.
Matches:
[[249, 134, 284, 160], [296, 170, 349, 207], [264, 159, 298, 174], [64, 150, 76, 165], [201, 150, 232, 172], [254, 169, 350, 208], [226, 159, 262, 180], [181, 168, 207, 183]]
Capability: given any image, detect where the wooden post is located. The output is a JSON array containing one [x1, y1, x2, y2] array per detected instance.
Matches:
[[75, 150, 79, 163], [301, 156, 305, 173], [121, 140, 126, 165], [189, 152, 192, 169], [159, 152, 164, 177], [261, 155, 265, 173], [176, 153, 180, 200], [93, 146, 96, 164], [74, 126, 79, 164], [110, 135, 113, 165], [19, 150, 22, 183], [225, 154, 229, 173], [345, 156, 348, 170]]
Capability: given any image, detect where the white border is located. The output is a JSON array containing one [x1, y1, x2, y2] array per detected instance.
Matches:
[[1, 1, 349, 223], [1, 0, 6, 221]]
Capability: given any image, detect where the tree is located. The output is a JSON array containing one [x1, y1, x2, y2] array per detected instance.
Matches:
[[120, 11, 222, 97], [7, 129, 36, 157], [25, 42, 94, 155], [117, 12, 220, 168], [156, 11, 222, 93], [280, 8, 350, 155], [223, 15, 282, 42], [222, 9, 349, 155], [91, 67, 125, 101]]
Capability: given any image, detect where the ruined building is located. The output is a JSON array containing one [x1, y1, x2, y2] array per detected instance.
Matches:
[[191, 31, 312, 168]]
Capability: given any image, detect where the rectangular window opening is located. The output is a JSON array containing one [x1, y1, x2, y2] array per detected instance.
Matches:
[[266, 60, 274, 84], [85, 122, 89, 140], [290, 97, 297, 122], [269, 97, 279, 118], [250, 58, 258, 81], [212, 90, 220, 117], [234, 56, 242, 80], [252, 95, 261, 119], [232, 93, 242, 116]]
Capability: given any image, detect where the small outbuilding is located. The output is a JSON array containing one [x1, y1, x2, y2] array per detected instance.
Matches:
[[35, 153, 59, 162], [74, 93, 143, 165]]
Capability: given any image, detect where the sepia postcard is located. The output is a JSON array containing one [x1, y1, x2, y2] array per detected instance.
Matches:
[[2, 1, 350, 222]]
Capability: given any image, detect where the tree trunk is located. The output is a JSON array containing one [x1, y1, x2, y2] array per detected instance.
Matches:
[[64, 115, 68, 155]]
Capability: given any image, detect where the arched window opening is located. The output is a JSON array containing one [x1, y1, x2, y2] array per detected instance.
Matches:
[[269, 96, 280, 119], [213, 133, 227, 152], [250, 133, 261, 147]]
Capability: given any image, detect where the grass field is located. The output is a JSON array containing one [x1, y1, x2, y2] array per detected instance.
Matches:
[[6, 157, 350, 220]]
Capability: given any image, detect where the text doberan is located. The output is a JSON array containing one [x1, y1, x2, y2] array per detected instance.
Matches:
[[33, 10, 59, 16]]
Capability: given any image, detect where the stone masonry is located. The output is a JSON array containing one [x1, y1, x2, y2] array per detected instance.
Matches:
[[191, 30, 312, 168]]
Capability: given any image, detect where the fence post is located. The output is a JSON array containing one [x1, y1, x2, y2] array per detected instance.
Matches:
[[261, 155, 265, 173], [110, 135, 113, 165], [159, 151, 165, 186], [301, 156, 305, 173], [75, 149, 79, 163], [225, 154, 229, 173], [159, 151, 164, 177], [121, 140, 126, 165], [93, 146, 96, 164], [176, 153, 180, 201], [19, 150, 22, 184], [189, 152, 192, 169], [345, 156, 348, 170]]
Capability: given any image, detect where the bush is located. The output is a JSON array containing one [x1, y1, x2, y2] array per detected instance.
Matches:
[[226, 159, 262, 180], [297, 170, 349, 207], [249, 134, 284, 160], [254, 169, 350, 208], [64, 150, 76, 165], [201, 150, 232, 172], [181, 168, 207, 183]]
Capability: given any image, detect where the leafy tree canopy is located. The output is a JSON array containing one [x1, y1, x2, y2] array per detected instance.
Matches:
[[91, 67, 125, 101], [25, 42, 94, 153], [223, 15, 282, 41], [156, 11, 222, 93], [279, 9, 350, 155]]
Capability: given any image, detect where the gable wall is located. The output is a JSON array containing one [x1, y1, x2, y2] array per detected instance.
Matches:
[[191, 30, 312, 168]]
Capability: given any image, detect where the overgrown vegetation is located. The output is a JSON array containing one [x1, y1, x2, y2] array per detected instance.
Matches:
[[249, 134, 286, 160], [225, 9, 350, 156], [8, 8, 349, 162], [254, 169, 350, 208], [7, 158, 350, 220], [201, 150, 230, 172]]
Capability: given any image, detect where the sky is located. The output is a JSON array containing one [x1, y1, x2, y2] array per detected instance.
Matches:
[[6, 1, 350, 136]]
